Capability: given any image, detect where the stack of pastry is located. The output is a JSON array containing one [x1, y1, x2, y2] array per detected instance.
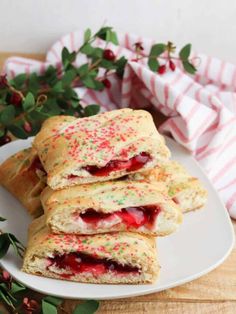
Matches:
[[0, 109, 207, 284]]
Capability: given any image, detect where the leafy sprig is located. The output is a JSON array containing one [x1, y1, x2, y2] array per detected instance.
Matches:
[[0, 217, 99, 313], [147, 41, 196, 74], [0, 25, 197, 146], [0, 217, 25, 258]]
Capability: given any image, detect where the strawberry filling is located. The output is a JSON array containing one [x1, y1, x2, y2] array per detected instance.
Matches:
[[79, 205, 161, 228], [48, 252, 139, 276], [68, 152, 152, 178]]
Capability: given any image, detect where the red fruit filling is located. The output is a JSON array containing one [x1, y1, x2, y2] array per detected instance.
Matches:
[[48, 252, 139, 276], [68, 152, 152, 179], [29, 157, 46, 174], [79, 205, 161, 228]]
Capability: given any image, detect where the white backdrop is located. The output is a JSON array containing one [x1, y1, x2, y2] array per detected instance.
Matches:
[[0, 0, 236, 63]]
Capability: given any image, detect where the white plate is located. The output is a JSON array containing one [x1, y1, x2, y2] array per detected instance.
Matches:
[[0, 137, 234, 300]]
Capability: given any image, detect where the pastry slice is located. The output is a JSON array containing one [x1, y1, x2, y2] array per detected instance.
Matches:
[[0, 148, 46, 217], [41, 181, 182, 236], [128, 160, 207, 213], [33, 108, 171, 189], [22, 216, 159, 284]]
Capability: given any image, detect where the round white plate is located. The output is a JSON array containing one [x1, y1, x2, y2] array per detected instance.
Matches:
[[0, 137, 234, 300]]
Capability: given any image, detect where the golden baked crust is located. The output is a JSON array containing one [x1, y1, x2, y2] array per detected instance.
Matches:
[[129, 160, 207, 213], [0, 148, 46, 217], [33, 109, 171, 189], [22, 216, 159, 284], [41, 180, 182, 236], [34, 115, 76, 147]]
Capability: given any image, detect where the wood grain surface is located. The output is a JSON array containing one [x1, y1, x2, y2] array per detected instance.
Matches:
[[0, 52, 235, 314]]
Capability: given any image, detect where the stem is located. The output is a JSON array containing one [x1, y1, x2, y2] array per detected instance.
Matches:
[[8, 85, 25, 100]]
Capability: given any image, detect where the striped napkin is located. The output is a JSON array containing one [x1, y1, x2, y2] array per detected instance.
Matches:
[[3, 30, 236, 219]]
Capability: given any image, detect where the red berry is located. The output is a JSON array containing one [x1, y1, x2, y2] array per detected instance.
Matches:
[[23, 297, 39, 312], [102, 78, 111, 88], [0, 135, 11, 146], [169, 60, 176, 71], [103, 49, 115, 61], [10, 92, 22, 106], [158, 65, 166, 75], [2, 270, 11, 281], [23, 121, 32, 133], [0, 74, 8, 88]]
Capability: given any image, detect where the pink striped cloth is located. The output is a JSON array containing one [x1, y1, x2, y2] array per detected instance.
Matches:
[[3, 30, 236, 219]]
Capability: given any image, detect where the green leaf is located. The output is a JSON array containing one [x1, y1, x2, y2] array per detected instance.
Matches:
[[179, 44, 191, 61], [95, 26, 113, 39], [73, 300, 99, 314], [84, 28, 92, 43], [105, 29, 118, 44], [0, 105, 15, 125], [115, 56, 128, 78], [42, 100, 61, 116], [11, 73, 27, 89], [77, 64, 89, 78], [52, 81, 64, 93], [81, 76, 104, 90], [22, 92, 35, 111], [43, 65, 58, 86], [8, 125, 28, 139], [91, 47, 103, 59], [89, 69, 99, 78], [109, 31, 119, 45], [61, 47, 76, 69], [71, 99, 80, 108], [0, 234, 10, 258], [27, 109, 50, 122], [103, 27, 119, 45], [80, 44, 103, 59], [0, 129, 4, 137], [42, 300, 58, 314], [0, 287, 14, 307], [63, 108, 77, 116], [43, 296, 62, 307], [100, 59, 117, 70], [148, 58, 159, 72], [182, 60, 197, 74], [62, 47, 70, 66], [62, 69, 77, 86], [0, 217, 6, 222], [80, 43, 94, 56], [28, 73, 40, 95], [63, 86, 77, 100], [149, 43, 166, 57], [10, 282, 26, 294], [8, 233, 25, 257], [84, 104, 100, 116]]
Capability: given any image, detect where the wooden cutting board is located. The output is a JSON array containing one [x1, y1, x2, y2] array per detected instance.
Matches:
[[0, 52, 235, 314]]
